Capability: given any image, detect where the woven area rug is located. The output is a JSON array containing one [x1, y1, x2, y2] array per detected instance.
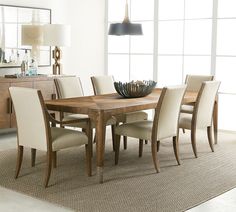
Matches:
[[0, 130, 236, 212]]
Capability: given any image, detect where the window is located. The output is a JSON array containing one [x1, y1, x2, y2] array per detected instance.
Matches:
[[106, 0, 236, 131], [107, 0, 154, 82], [158, 0, 213, 87], [216, 0, 236, 130]]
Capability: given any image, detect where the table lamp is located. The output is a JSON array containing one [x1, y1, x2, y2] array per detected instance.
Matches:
[[43, 24, 71, 75]]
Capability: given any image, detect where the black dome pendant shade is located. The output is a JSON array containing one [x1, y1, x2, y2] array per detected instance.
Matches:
[[108, 23, 142, 36], [108, 0, 143, 36]]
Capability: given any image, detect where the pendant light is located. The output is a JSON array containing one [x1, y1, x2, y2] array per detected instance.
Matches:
[[108, 0, 143, 36]]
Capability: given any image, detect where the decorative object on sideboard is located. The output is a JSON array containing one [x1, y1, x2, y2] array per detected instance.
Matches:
[[43, 24, 71, 75], [114, 80, 157, 98], [108, 0, 143, 36]]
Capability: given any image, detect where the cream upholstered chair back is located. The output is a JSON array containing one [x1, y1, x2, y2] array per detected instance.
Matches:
[[185, 75, 214, 92], [54, 76, 84, 98], [91, 75, 116, 95], [9, 87, 50, 151], [153, 85, 186, 140], [193, 81, 220, 129]]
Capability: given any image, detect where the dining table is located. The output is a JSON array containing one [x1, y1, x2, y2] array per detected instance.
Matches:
[[45, 88, 218, 183]]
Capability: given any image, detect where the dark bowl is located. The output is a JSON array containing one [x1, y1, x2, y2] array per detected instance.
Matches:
[[114, 80, 157, 98]]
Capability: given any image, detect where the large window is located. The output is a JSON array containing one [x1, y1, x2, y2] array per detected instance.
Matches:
[[107, 0, 154, 82], [157, 0, 213, 86], [216, 0, 236, 131], [106, 0, 236, 131]]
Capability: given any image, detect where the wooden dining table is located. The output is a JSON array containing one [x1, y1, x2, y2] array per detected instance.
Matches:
[[45, 88, 218, 183]]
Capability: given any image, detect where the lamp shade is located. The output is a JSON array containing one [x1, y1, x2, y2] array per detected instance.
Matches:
[[21, 25, 44, 45], [43, 24, 71, 47], [108, 23, 143, 36]]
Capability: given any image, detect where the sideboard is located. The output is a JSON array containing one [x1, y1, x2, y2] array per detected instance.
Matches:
[[0, 76, 57, 129]]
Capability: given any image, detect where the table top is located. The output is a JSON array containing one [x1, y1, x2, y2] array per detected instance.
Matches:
[[46, 88, 197, 115]]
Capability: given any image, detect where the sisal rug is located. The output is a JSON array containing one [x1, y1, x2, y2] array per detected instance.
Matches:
[[0, 130, 236, 212]]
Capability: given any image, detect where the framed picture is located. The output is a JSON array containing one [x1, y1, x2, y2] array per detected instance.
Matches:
[[0, 4, 51, 68]]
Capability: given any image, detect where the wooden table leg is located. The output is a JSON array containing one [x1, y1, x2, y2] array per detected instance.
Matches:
[[94, 111, 106, 183], [213, 99, 218, 144]]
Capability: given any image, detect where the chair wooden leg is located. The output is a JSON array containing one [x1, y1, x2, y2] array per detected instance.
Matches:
[[182, 128, 185, 134], [52, 151, 57, 168], [31, 148, 36, 167], [15, 145, 24, 179], [111, 125, 116, 151], [44, 151, 52, 188], [115, 135, 121, 165], [173, 136, 181, 165], [123, 136, 127, 150], [139, 139, 143, 157], [207, 126, 214, 152], [145, 140, 148, 144], [51, 113, 56, 127], [85, 144, 92, 176], [151, 141, 160, 173], [157, 141, 160, 152], [191, 129, 198, 158]]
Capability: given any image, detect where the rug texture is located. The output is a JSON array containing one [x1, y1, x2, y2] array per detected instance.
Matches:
[[0, 130, 236, 212]]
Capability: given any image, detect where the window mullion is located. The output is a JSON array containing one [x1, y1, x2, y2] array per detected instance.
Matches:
[[153, 0, 159, 83], [211, 0, 218, 76]]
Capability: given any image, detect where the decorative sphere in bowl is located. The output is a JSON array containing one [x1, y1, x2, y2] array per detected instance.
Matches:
[[114, 80, 157, 98]]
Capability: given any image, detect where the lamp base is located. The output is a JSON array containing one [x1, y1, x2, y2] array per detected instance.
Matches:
[[52, 46, 61, 75]]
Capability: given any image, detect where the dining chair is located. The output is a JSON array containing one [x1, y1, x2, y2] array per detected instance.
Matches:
[[9, 87, 92, 188], [54, 76, 90, 126], [54, 76, 116, 151], [114, 85, 187, 173], [181, 75, 214, 114], [91, 75, 148, 150], [179, 81, 220, 158]]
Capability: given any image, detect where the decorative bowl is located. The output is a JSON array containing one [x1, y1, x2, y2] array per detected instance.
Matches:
[[114, 80, 157, 98]]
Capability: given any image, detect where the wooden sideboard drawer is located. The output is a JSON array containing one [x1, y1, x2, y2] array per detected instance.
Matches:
[[0, 76, 57, 129]]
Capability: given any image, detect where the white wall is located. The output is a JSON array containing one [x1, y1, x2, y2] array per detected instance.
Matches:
[[63, 0, 106, 95], [0, 0, 106, 95]]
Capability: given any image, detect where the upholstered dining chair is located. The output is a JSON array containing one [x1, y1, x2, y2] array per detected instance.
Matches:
[[179, 81, 220, 158], [9, 87, 91, 188], [114, 85, 187, 173], [54, 76, 116, 151], [91, 75, 148, 150], [181, 75, 214, 114], [54, 76, 90, 127]]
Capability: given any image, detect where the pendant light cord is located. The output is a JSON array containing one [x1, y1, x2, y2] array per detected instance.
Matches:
[[123, 0, 130, 23]]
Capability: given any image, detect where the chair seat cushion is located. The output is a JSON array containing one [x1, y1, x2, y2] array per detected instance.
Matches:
[[115, 121, 153, 141], [123, 111, 148, 123], [51, 127, 88, 151], [63, 114, 116, 128], [65, 114, 89, 120], [63, 114, 90, 128], [179, 113, 192, 130], [181, 105, 194, 114], [107, 117, 117, 125]]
